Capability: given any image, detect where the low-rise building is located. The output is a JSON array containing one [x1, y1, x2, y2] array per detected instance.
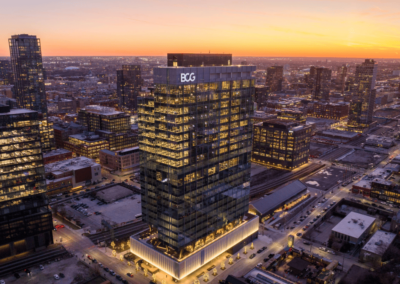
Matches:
[[64, 132, 109, 161], [331, 212, 376, 245], [309, 102, 349, 120], [352, 168, 393, 196], [45, 156, 102, 193], [312, 129, 360, 145], [99, 147, 140, 173], [249, 180, 308, 222], [359, 230, 396, 265], [42, 148, 73, 165], [366, 135, 395, 149], [252, 119, 312, 170]]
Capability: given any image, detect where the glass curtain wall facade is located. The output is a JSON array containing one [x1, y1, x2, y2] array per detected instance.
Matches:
[[0, 106, 52, 258], [348, 59, 378, 130], [313, 67, 332, 101], [117, 65, 142, 113], [266, 66, 283, 92], [252, 120, 311, 170], [8, 34, 55, 152], [139, 65, 255, 257], [336, 65, 347, 94]]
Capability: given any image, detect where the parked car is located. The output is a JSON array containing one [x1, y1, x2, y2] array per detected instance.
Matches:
[[104, 267, 109, 272], [40, 265, 44, 270], [109, 270, 116, 276], [116, 275, 122, 281], [249, 254, 256, 259], [59, 273, 65, 278], [303, 241, 311, 245], [297, 232, 302, 236], [127, 272, 134, 277], [327, 249, 336, 255], [319, 247, 327, 252], [54, 274, 59, 280]]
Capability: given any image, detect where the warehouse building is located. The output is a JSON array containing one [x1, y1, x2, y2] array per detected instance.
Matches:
[[331, 212, 376, 245], [359, 230, 396, 266], [249, 180, 308, 222]]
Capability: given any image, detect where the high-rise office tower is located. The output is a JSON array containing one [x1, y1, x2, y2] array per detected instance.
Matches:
[[266, 66, 283, 92], [0, 60, 13, 85], [132, 54, 258, 280], [117, 65, 142, 112], [336, 65, 347, 94], [348, 59, 378, 130], [0, 104, 53, 258], [8, 34, 55, 152], [167, 53, 232, 67], [312, 67, 331, 101]]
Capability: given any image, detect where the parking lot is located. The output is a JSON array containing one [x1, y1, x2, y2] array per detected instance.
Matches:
[[60, 192, 142, 232], [1, 257, 101, 284]]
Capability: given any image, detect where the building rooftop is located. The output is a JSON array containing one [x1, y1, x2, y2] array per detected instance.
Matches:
[[362, 230, 396, 256], [45, 156, 98, 173], [244, 267, 296, 284], [332, 212, 376, 239], [69, 133, 106, 142], [0, 108, 36, 116], [43, 148, 72, 158], [320, 129, 359, 139], [250, 180, 307, 216], [83, 105, 124, 116]]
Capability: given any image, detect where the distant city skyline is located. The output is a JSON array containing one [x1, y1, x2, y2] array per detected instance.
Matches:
[[0, 0, 400, 58]]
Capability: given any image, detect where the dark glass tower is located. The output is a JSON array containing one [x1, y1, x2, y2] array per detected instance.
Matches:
[[8, 34, 55, 152], [348, 59, 378, 130], [117, 65, 142, 113], [266, 66, 283, 92], [0, 105, 53, 258], [313, 67, 332, 101], [139, 55, 255, 257], [336, 65, 347, 94]]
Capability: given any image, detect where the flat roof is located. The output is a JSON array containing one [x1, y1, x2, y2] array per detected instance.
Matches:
[[362, 230, 396, 256], [0, 108, 36, 116], [244, 267, 296, 284], [332, 212, 376, 239], [43, 148, 72, 158], [250, 180, 307, 215], [320, 129, 359, 139], [45, 156, 99, 173]]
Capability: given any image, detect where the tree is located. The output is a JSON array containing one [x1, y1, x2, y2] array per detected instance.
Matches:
[[126, 240, 130, 248], [111, 241, 115, 249], [121, 243, 125, 251]]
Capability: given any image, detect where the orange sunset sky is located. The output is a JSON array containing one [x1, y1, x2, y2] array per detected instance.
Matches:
[[1, 0, 400, 58]]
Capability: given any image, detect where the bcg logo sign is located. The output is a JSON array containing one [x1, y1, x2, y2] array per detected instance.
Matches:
[[180, 73, 196, 83]]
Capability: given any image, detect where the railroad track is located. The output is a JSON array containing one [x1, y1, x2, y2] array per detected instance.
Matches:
[[250, 163, 324, 199], [320, 148, 352, 162], [86, 222, 148, 244], [0, 245, 68, 276]]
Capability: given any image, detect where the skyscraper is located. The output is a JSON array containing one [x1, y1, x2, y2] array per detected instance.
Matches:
[[348, 59, 378, 130], [312, 67, 331, 101], [266, 66, 283, 92], [0, 104, 53, 258], [0, 60, 13, 85], [132, 54, 258, 279], [336, 65, 347, 94], [8, 34, 55, 151], [167, 53, 232, 67], [117, 65, 142, 112]]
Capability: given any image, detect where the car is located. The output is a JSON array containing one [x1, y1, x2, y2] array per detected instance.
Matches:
[[249, 254, 256, 259], [92, 259, 97, 263], [122, 280, 128, 284], [372, 203, 377, 207], [14, 272, 20, 279], [262, 246, 267, 250], [112, 179, 116, 182], [327, 249, 336, 255], [268, 253, 275, 258], [59, 273, 65, 278], [319, 247, 327, 252], [75, 197, 80, 201], [55, 225, 65, 229], [116, 275, 122, 280], [104, 267, 109, 272], [290, 226, 295, 229], [91, 198, 96, 201], [72, 193, 77, 196], [99, 263, 103, 268], [310, 221, 314, 224], [40, 265, 44, 270], [303, 241, 311, 245], [263, 258, 269, 262], [297, 232, 302, 236], [54, 274, 60, 280], [257, 249, 262, 253], [127, 272, 134, 277], [87, 255, 93, 260], [109, 270, 116, 276]]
